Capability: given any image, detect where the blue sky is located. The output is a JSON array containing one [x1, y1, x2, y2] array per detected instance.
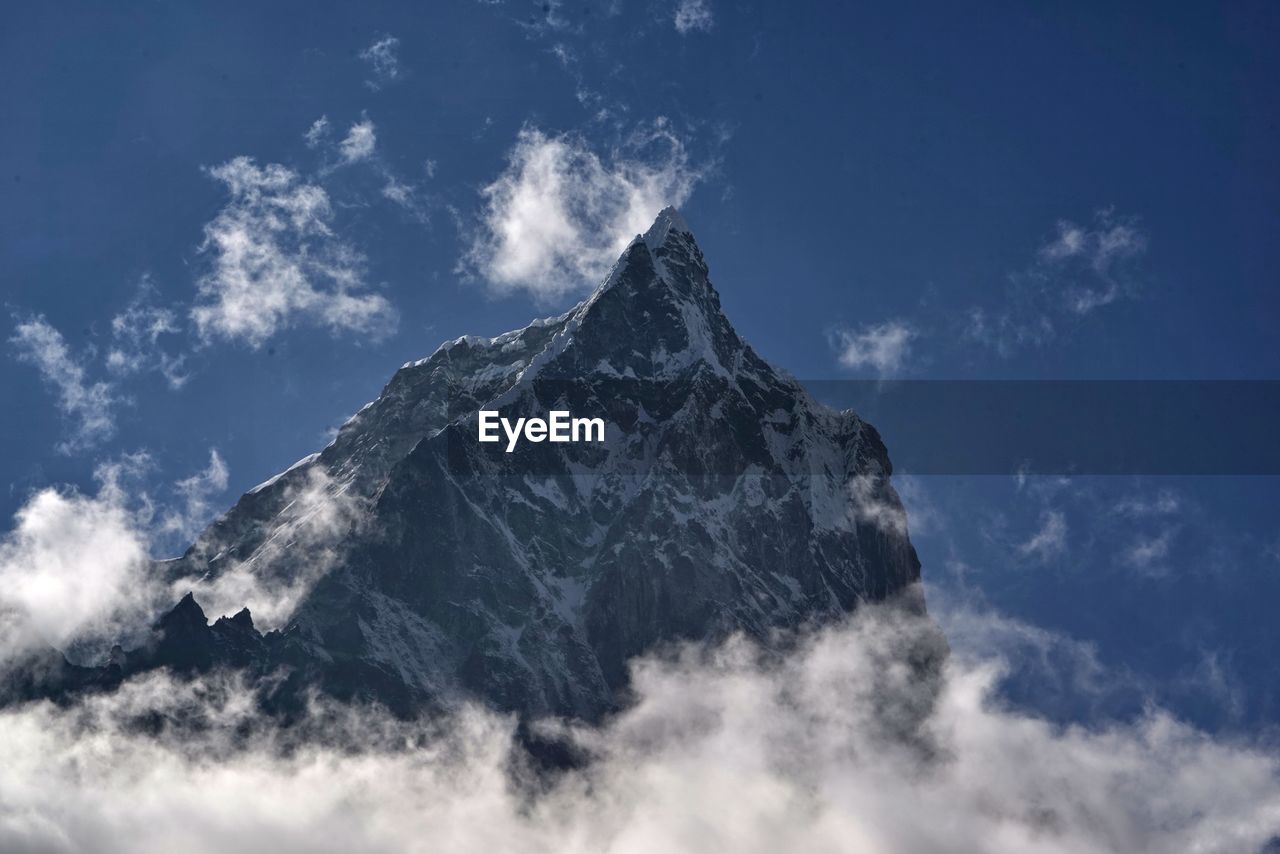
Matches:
[[3, 2, 1279, 729]]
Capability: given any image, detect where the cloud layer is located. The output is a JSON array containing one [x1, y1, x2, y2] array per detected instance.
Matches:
[[1, 603, 1278, 853], [464, 123, 705, 300], [1, 457, 1277, 852]]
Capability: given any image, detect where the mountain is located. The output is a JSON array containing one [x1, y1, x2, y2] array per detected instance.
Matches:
[[14, 209, 927, 721]]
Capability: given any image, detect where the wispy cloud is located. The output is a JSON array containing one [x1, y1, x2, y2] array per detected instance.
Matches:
[[11, 316, 120, 453], [831, 319, 917, 376], [106, 278, 188, 389], [933, 596, 1131, 720], [1017, 509, 1067, 561], [158, 449, 229, 545], [303, 115, 331, 148], [309, 115, 429, 221], [1120, 527, 1176, 575], [381, 175, 430, 224], [846, 473, 911, 535], [674, 0, 714, 34], [191, 156, 396, 348], [1039, 211, 1147, 314], [549, 43, 575, 67], [184, 467, 365, 627], [1112, 488, 1181, 518], [966, 209, 1148, 356], [463, 121, 706, 300], [359, 35, 402, 90]]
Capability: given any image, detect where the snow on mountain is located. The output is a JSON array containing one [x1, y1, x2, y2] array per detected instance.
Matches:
[[21, 209, 925, 722]]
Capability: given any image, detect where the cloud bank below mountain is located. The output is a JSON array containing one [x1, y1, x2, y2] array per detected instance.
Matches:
[[1, 601, 1277, 854]]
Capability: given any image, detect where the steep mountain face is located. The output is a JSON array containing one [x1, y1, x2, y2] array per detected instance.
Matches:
[[33, 210, 925, 721]]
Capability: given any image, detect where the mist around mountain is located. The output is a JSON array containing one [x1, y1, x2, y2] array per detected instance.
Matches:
[[3, 213, 1280, 853]]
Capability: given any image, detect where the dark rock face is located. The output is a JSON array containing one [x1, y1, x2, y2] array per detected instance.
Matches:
[[13, 209, 926, 721]]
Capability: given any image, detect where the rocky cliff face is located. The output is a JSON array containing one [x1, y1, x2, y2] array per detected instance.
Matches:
[[18, 209, 925, 721]]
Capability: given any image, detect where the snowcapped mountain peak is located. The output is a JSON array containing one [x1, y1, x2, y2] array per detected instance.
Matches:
[[527, 209, 742, 384], [48, 212, 925, 724], [642, 205, 693, 252]]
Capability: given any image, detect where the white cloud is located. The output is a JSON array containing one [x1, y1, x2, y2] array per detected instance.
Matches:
[[191, 156, 396, 348], [550, 43, 575, 66], [304, 115, 331, 148], [381, 175, 430, 224], [674, 0, 714, 33], [11, 316, 119, 453], [463, 122, 705, 300], [1180, 650, 1247, 724], [183, 467, 364, 627], [359, 35, 402, 89], [311, 115, 432, 221], [962, 300, 1056, 357], [832, 320, 917, 375], [1039, 212, 1147, 275], [1121, 528, 1176, 574], [1042, 210, 1147, 316], [0, 471, 156, 667], [935, 598, 1116, 711], [2, 604, 1279, 852], [158, 450, 229, 546], [308, 115, 426, 221], [890, 474, 940, 537], [106, 280, 188, 389], [1018, 509, 1067, 561], [339, 118, 377, 164], [381, 177, 411, 206], [847, 474, 911, 536], [1112, 489, 1181, 518], [966, 209, 1147, 356], [0, 452, 357, 673]]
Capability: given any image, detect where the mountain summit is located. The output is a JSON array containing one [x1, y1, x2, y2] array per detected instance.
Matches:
[[22, 210, 926, 720]]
